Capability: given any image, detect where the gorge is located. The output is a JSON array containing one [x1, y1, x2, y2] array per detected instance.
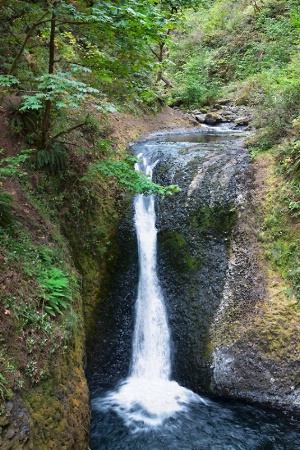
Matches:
[[87, 126, 300, 449], [1, 1, 300, 448]]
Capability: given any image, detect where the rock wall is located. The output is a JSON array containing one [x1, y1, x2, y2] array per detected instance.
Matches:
[[0, 266, 90, 450], [83, 120, 300, 433], [152, 130, 249, 392], [210, 154, 300, 415], [151, 129, 300, 416], [0, 181, 90, 449]]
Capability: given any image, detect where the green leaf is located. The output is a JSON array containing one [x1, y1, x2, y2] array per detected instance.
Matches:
[[20, 95, 43, 111], [0, 75, 20, 87], [56, 100, 66, 108], [86, 154, 181, 196]]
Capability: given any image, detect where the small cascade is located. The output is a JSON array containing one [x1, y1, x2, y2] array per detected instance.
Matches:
[[93, 153, 203, 429]]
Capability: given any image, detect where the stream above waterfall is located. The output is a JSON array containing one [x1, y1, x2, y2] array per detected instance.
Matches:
[[87, 126, 300, 449]]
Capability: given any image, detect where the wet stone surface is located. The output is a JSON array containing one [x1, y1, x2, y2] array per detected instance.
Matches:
[[144, 127, 250, 392]]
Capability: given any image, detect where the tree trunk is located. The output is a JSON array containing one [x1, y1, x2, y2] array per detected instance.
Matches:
[[160, 74, 174, 88], [155, 42, 165, 83], [8, 13, 49, 76], [38, 5, 56, 150]]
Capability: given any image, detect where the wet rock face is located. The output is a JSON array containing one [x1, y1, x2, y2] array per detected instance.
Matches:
[[209, 154, 300, 416], [212, 346, 300, 415], [86, 200, 138, 394], [86, 128, 250, 397], [151, 130, 250, 392], [87, 127, 300, 416]]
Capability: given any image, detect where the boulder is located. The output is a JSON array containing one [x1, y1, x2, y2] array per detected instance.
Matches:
[[235, 116, 250, 126], [223, 115, 235, 122], [192, 113, 206, 124], [218, 98, 232, 105], [205, 112, 223, 125]]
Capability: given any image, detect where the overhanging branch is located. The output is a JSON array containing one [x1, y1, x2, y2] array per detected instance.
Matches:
[[47, 116, 90, 146]]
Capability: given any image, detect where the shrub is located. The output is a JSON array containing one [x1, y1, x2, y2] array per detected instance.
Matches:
[[278, 140, 300, 184], [252, 55, 300, 148], [169, 51, 222, 107], [5, 98, 40, 137]]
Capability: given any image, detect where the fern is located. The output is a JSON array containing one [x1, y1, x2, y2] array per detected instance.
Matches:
[[5, 98, 40, 136], [0, 373, 9, 400], [36, 143, 68, 174], [39, 267, 71, 316]]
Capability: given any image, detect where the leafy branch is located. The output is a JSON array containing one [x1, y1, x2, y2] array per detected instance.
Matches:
[[8, 12, 51, 76], [84, 154, 181, 196]]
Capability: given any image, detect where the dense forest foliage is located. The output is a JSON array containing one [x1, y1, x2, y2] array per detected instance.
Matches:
[[1, 0, 299, 186], [0, 0, 300, 444], [168, 0, 300, 148], [0, 0, 199, 193]]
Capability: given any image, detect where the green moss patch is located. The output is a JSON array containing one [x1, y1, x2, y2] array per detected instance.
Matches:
[[191, 204, 238, 237], [159, 230, 199, 272]]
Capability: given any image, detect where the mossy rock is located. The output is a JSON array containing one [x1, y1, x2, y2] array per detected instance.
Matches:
[[191, 204, 238, 238], [205, 113, 223, 125], [158, 230, 199, 272]]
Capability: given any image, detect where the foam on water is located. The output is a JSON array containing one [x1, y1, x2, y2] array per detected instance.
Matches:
[[93, 377, 205, 428]]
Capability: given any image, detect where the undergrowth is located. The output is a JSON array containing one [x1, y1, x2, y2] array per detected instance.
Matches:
[[0, 206, 79, 403], [0, 186, 13, 227], [256, 151, 300, 304]]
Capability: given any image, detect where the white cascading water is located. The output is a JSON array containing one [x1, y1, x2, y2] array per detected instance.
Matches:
[[131, 154, 170, 381], [94, 153, 204, 429]]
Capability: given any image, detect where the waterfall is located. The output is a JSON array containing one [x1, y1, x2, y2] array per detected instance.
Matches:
[[93, 153, 204, 429], [131, 153, 171, 381]]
